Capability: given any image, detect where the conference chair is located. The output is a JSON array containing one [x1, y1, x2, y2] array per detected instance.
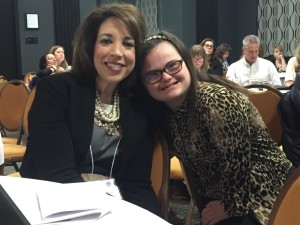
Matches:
[[246, 84, 283, 146], [151, 133, 170, 220], [0, 80, 29, 174], [0, 74, 8, 90], [2, 87, 36, 176], [0, 80, 29, 145], [22, 87, 36, 138], [268, 166, 300, 225], [170, 156, 195, 225], [23, 72, 36, 87], [0, 75, 8, 137]]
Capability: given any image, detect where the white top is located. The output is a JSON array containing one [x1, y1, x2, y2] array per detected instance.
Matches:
[[226, 56, 281, 86], [0, 133, 3, 165], [285, 56, 298, 83]]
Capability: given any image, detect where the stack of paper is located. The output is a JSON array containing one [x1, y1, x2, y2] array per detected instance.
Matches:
[[36, 181, 112, 224]]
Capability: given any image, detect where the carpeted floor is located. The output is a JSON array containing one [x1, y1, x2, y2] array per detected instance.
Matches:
[[169, 198, 200, 225], [168, 179, 200, 225]]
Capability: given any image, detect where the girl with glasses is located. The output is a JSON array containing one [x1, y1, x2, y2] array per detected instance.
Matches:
[[200, 38, 223, 76], [137, 31, 291, 225], [200, 38, 215, 61], [189, 45, 208, 78]]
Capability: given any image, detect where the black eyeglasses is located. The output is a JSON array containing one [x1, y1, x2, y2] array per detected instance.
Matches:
[[143, 59, 183, 84]]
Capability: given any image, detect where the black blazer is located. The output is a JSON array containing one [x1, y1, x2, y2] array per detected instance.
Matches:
[[20, 72, 161, 216], [209, 57, 224, 76], [277, 74, 300, 168]]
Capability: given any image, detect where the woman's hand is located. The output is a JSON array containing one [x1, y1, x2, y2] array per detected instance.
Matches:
[[47, 65, 57, 73], [285, 80, 294, 87], [201, 200, 229, 225], [56, 66, 65, 72]]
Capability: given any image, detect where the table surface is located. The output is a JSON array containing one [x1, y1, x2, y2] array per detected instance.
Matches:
[[0, 176, 171, 225]]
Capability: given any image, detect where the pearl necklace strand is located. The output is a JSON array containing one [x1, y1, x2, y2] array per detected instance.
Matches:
[[94, 90, 120, 135]]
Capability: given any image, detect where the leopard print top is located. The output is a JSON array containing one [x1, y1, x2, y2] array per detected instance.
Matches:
[[165, 81, 291, 225]]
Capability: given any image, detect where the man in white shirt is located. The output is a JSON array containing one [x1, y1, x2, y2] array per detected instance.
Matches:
[[226, 34, 281, 86]]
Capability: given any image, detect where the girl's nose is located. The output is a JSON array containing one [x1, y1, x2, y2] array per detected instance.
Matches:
[[161, 71, 173, 81]]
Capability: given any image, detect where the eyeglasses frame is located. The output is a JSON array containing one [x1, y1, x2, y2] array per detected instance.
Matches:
[[143, 59, 183, 85]]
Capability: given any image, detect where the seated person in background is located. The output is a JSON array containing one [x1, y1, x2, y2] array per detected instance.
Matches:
[[226, 35, 281, 86], [20, 3, 162, 217], [212, 43, 232, 76], [265, 44, 289, 72], [200, 38, 223, 76], [189, 45, 208, 74], [29, 53, 61, 90], [138, 30, 292, 225], [285, 44, 300, 86], [49, 45, 71, 71], [200, 38, 215, 61]]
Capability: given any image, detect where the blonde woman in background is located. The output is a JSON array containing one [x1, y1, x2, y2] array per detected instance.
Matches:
[[49, 45, 71, 70], [272, 44, 287, 72], [189, 45, 208, 75], [285, 44, 300, 86]]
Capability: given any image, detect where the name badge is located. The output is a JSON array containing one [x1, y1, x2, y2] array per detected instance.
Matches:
[[105, 178, 123, 200]]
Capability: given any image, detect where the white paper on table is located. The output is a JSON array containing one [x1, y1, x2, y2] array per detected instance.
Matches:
[[36, 181, 113, 224], [0, 176, 172, 225]]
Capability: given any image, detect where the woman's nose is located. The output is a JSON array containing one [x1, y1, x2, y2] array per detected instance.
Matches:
[[110, 43, 123, 57]]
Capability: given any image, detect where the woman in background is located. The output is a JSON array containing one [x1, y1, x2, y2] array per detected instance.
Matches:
[[200, 38, 215, 61], [200, 38, 223, 76], [49, 45, 71, 71], [213, 43, 232, 76], [29, 53, 62, 90], [285, 44, 300, 86], [265, 44, 288, 73], [189, 45, 208, 75]]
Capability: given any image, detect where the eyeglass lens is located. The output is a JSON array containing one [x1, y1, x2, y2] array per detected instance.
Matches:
[[143, 60, 183, 84]]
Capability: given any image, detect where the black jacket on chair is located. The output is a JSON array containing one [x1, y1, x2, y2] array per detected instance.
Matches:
[[20, 72, 162, 216], [277, 73, 300, 167]]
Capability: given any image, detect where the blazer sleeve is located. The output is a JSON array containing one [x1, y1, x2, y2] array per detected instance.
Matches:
[[24, 74, 84, 183], [36, 68, 53, 78]]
